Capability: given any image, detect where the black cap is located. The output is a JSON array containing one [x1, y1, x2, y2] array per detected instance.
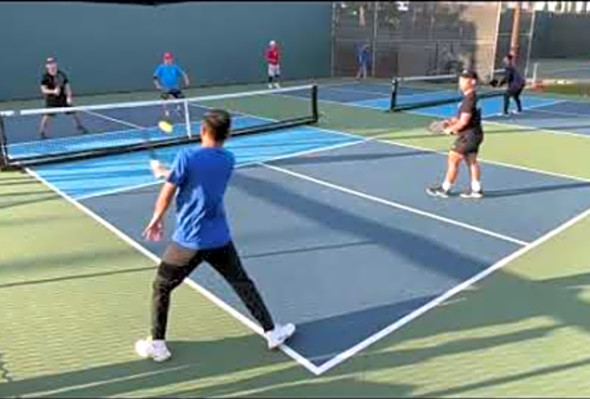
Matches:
[[459, 69, 478, 80]]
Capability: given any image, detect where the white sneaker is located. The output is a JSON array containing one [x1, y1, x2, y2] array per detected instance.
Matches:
[[135, 337, 172, 362], [265, 323, 296, 350], [268, 83, 274, 89], [274, 83, 281, 89]]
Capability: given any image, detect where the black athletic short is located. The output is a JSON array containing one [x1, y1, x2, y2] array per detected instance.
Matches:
[[160, 89, 185, 100], [45, 96, 74, 116], [452, 132, 483, 155]]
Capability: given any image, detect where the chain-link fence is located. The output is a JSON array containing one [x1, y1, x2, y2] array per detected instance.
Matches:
[[332, 1, 506, 80]]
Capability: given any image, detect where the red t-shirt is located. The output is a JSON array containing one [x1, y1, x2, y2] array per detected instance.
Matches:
[[266, 47, 280, 65]]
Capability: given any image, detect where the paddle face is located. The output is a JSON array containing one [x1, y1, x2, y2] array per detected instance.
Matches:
[[158, 120, 174, 134], [427, 120, 447, 134]]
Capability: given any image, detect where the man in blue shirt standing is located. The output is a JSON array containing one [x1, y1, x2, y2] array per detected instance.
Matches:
[[135, 109, 296, 362], [153, 52, 190, 117], [356, 43, 370, 80]]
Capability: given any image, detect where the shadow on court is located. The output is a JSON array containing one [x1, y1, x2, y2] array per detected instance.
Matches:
[[6, 265, 590, 398]]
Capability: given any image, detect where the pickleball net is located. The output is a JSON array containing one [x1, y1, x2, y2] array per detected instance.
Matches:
[[0, 84, 318, 168], [389, 69, 506, 112]]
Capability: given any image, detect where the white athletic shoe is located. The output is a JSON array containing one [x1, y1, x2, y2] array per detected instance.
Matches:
[[265, 323, 296, 350], [274, 83, 281, 89], [135, 337, 172, 362], [268, 83, 274, 89]]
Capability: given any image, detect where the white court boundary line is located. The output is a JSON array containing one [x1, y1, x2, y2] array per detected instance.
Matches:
[[25, 167, 324, 376], [298, 123, 590, 184], [311, 204, 590, 375], [75, 138, 366, 201], [261, 163, 528, 246]]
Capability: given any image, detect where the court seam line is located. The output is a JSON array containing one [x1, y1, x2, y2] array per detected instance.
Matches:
[[519, 105, 590, 119], [300, 124, 590, 184], [484, 119, 590, 141], [23, 167, 323, 377], [74, 137, 365, 201], [260, 163, 529, 246], [312, 203, 590, 375]]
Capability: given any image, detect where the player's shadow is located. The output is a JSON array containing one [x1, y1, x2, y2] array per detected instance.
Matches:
[[0, 334, 415, 398], [11, 270, 590, 398], [0, 193, 59, 211]]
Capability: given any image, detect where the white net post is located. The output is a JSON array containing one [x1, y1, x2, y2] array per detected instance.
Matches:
[[531, 61, 539, 88], [183, 99, 192, 138]]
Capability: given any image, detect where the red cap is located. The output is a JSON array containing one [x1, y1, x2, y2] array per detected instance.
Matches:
[[163, 52, 173, 60]]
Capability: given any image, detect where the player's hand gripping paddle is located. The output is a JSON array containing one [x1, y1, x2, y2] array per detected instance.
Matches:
[[427, 120, 455, 136]]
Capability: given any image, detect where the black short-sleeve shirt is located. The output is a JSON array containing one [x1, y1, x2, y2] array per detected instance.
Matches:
[[457, 91, 483, 136], [40, 71, 69, 100]]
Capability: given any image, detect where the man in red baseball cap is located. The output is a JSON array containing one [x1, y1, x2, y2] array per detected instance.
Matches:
[[153, 52, 190, 117]]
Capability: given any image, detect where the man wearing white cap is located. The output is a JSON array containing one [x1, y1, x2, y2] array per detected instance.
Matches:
[[266, 40, 281, 89]]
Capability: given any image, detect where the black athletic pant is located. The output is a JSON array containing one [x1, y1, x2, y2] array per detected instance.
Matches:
[[503, 87, 524, 114], [151, 241, 275, 340]]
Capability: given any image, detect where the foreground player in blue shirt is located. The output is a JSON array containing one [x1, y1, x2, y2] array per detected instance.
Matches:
[[135, 109, 296, 362]]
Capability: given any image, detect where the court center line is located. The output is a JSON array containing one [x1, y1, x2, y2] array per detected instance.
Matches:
[[313, 202, 590, 375], [260, 162, 529, 246], [74, 137, 366, 201], [24, 167, 322, 376]]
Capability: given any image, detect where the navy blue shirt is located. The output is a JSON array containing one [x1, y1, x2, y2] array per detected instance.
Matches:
[[167, 147, 235, 250], [502, 65, 525, 91], [358, 45, 370, 65]]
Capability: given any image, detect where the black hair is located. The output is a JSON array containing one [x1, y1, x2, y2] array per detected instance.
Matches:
[[203, 109, 232, 142], [505, 53, 514, 61]]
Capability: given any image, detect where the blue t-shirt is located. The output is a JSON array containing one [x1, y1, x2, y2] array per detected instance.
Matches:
[[358, 45, 370, 65], [167, 147, 235, 250], [154, 64, 185, 91]]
